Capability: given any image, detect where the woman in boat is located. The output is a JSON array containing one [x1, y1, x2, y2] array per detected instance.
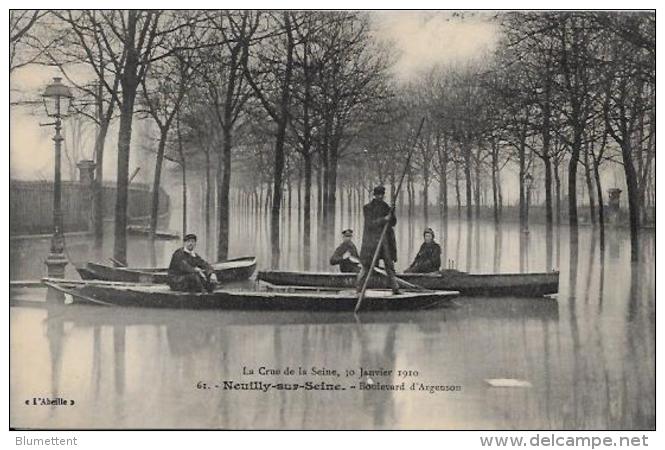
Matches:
[[167, 233, 218, 292], [330, 229, 361, 273], [405, 228, 441, 273]]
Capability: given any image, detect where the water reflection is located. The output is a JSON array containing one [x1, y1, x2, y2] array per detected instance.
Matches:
[[15, 296, 563, 429], [9, 199, 655, 430]]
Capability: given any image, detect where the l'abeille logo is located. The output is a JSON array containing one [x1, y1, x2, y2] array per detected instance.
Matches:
[[24, 397, 75, 406]]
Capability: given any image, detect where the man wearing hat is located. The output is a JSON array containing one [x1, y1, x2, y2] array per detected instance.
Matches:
[[357, 185, 400, 294], [167, 233, 218, 292], [405, 227, 442, 273], [330, 229, 361, 273]]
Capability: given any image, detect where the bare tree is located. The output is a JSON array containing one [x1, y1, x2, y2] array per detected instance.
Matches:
[[241, 11, 296, 267], [199, 10, 258, 260], [139, 26, 201, 238]]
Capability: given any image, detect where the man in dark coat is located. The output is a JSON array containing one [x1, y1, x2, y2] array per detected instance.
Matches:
[[405, 227, 442, 273], [330, 229, 361, 273], [167, 234, 218, 292], [357, 186, 400, 294]]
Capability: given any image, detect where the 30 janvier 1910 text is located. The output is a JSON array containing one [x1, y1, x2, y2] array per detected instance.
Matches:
[[240, 365, 420, 379]]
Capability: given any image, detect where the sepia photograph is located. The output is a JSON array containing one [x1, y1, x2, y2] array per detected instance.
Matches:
[[8, 7, 656, 432]]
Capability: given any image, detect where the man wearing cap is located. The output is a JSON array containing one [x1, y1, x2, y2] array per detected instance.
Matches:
[[330, 229, 361, 273], [167, 233, 218, 293], [357, 185, 400, 294], [405, 228, 442, 273]]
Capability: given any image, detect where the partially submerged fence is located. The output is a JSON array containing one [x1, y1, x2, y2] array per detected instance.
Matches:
[[10, 180, 170, 236]]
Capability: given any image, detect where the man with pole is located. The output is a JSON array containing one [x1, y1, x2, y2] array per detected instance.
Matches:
[[355, 117, 426, 313], [356, 186, 400, 295]]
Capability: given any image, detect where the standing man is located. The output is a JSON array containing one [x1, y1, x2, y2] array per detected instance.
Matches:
[[167, 233, 218, 293], [357, 186, 400, 294], [330, 229, 360, 273], [405, 227, 442, 273]]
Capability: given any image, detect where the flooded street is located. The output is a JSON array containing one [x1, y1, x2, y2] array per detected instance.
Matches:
[[10, 201, 655, 429]]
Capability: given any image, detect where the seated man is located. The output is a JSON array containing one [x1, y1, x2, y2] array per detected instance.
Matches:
[[405, 227, 441, 273], [167, 233, 218, 293], [330, 228, 361, 273]]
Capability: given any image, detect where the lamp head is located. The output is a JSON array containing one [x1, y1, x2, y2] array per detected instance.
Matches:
[[42, 77, 73, 118]]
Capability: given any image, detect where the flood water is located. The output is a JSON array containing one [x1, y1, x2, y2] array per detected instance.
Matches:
[[10, 196, 655, 429]]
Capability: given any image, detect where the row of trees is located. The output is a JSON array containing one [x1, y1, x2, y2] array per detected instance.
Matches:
[[233, 11, 654, 261], [10, 10, 654, 265]]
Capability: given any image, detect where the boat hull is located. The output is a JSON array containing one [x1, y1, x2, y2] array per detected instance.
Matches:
[[126, 226, 179, 240], [76, 257, 257, 284], [42, 279, 459, 312], [257, 270, 560, 297]]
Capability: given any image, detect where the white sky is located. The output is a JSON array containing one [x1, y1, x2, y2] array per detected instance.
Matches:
[[370, 11, 499, 80]]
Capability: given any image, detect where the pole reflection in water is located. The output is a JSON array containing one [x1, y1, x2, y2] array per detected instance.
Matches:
[[45, 304, 64, 421], [9, 199, 655, 430]]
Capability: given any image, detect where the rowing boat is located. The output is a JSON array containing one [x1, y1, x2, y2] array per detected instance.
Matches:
[[76, 256, 257, 284], [126, 225, 179, 239], [41, 278, 459, 311], [257, 269, 559, 297]]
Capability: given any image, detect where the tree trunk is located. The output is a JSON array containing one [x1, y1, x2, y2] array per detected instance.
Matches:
[[568, 124, 583, 227], [492, 145, 499, 223], [303, 153, 312, 268], [287, 179, 292, 212], [543, 156, 553, 227], [326, 150, 338, 240], [112, 13, 139, 266], [316, 162, 323, 220], [473, 149, 481, 218], [267, 14, 294, 268], [297, 165, 302, 227], [463, 142, 472, 221], [112, 93, 137, 265], [92, 118, 110, 241], [518, 126, 527, 231], [554, 162, 561, 225], [593, 158, 605, 250], [454, 162, 461, 217], [423, 172, 429, 224], [621, 141, 640, 261], [217, 123, 233, 260], [205, 150, 211, 246], [584, 142, 596, 225], [149, 130, 168, 238], [265, 186, 272, 213], [181, 163, 187, 236]]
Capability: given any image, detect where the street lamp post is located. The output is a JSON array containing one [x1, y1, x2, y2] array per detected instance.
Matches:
[[42, 77, 73, 278]]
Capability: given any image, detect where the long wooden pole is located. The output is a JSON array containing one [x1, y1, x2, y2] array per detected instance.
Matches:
[[355, 118, 425, 313]]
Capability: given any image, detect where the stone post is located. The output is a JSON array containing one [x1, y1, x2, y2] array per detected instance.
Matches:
[[607, 188, 622, 224], [77, 160, 96, 185]]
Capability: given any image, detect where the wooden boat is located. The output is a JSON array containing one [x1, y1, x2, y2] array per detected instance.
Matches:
[[76, 256, 257, 284], [257, 269, 560, 297], [33, 295, 556, 328], [126, 225, 179, 240], [41, 278, 459, 312]]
